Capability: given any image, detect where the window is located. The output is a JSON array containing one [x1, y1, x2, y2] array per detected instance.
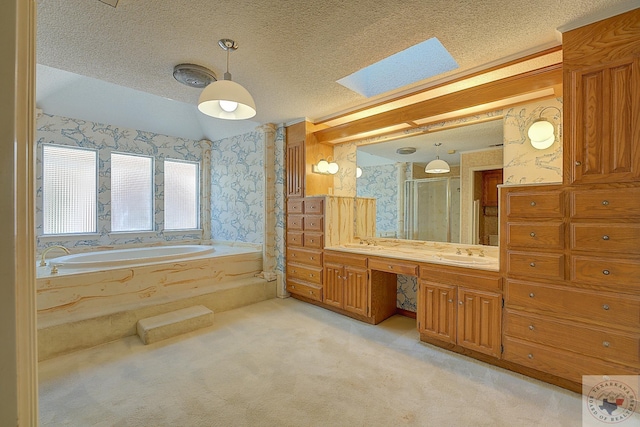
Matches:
[[164, 159, 200, 230], [42, 145, 97, 235], [111, 153, 154, 232]]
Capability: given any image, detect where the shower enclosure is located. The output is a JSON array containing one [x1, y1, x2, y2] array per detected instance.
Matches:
[[404, 177, 461, 243]]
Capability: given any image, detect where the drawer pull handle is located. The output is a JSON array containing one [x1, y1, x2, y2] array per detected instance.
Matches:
[[603, 341, 610, 348], [310, 239, 314, 243], [603, 304, 610, 310], [388, 265, 393, 270], [529, 293, 535, 298], [529, 262, 536, 267], [529, 325, 535, 331], [309, 291, 314, 295], [530, 201, 536, 206], [602, 235, 610, 241], [459, 301, 463, 305], [448, 299, 453, 303], [310, 257, 314, 260], [528, 353, 534, 359], [530, 232, 536, 237], [309, 274, 314, 278], [603, 270, 610, 275], [310, 223, 314, 226], [575, 161, 581, 166], [602, 200, 609, 206], [290, 285, 295, 289]]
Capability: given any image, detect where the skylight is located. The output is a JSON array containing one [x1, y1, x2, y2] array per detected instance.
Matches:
[[337, 37, 458, 98]]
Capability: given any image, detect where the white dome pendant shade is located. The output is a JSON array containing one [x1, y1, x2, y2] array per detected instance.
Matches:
[[197, 39, 256, 120], [527, 119, 555, 150], [198, 80, 256, 120], [425, 142, 450, 174]]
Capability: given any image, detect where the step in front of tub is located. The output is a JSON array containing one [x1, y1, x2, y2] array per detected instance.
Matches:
[[136, 305, 213, 345]]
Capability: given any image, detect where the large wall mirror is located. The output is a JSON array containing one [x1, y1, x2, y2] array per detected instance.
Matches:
[[356, 119, 504, 246]]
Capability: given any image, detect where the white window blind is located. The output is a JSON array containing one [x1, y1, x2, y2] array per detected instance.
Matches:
[[43, 145, 97, 235], [111, 153, 153, 232], [164, 160, 199, 230]]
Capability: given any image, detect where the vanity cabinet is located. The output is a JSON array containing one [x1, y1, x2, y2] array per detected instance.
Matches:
[[563, 9, 640, 185], [418, 265, 502, 358], [501, 184, 640, 385], [323, 252, 368, 316]]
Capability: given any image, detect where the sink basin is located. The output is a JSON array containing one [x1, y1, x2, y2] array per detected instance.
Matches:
[[434, 254, 493, 265]]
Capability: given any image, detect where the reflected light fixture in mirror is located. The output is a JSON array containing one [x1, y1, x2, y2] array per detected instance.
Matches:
[[312, 158, 339, 175], [198, 39, 256, 120], [425, 143, 450, 173], [527, 106, 561, 150]]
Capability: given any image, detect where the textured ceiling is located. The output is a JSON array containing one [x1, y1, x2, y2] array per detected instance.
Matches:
[[36, 0, 637, 141]]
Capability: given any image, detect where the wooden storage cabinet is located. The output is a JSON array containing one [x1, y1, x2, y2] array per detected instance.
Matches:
[[286, 196, 326, 301], [324, 252, 368, 316], [418, 266, 502, 358]]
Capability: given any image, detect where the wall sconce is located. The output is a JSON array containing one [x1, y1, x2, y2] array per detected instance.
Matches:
[[356, 167, 363, 178], [312, 157, 339, 175], [527, 105, 561, 150]]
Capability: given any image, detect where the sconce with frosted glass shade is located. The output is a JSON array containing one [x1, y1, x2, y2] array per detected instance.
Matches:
[[527, 106, 561, 150], [425, 143, 450, 174], [312, 158, 339, 175], [356, 167, 363, 178], [198, 39, 256, 120]]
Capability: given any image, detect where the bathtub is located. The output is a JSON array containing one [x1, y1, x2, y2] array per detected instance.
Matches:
[[36, 242, 275, 360], [48, 244, 216, 269]]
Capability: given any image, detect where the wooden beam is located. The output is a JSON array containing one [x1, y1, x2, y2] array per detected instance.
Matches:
[[314, 64, 563, 144]]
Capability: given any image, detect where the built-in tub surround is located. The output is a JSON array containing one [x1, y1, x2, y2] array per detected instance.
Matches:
[[36, 242, 275, 360]]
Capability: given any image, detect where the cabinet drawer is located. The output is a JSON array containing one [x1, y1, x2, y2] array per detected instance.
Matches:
[[287, 263, 322, 285], [502, 336, 638, 383], [419, 265, 501, 291], [504, 310, 640, 367], [505, 280, 640, 332], [286, 279, 322, 302], [303, 215, 323, 231], [303, 232, 323, 249], [286, 231, 304, 247], [287, 215, 304, 231], [287, 247, 322, 267], [570, 223, 640, 254], [570, 188, 640, 219], [369, 258, 418, 276], [324, 251, 367, 268], [287, 199, 303, 214], [304, 198, 323, 214], [506, 190, 564, 218], [506, 222, 564, 249], [571, 256, 640, 293], [507, 251, 564, 281]]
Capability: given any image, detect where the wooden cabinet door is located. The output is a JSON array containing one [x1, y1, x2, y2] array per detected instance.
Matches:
[[323, 262, 343, 309], [567, 57, 640, 184], [418, 281, 456, 344], [343, 266, 368, 316], [457, 288, 502, 357], [286, 139, 305, 198]]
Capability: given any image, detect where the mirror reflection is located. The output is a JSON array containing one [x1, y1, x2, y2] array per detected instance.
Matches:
[[356, 119, 503, 246]]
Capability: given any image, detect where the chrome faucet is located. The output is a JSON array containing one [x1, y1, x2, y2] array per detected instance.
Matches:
[[466, 248, 473, 256], [456, 248, 462, 255], [40, 245, 70, 266], [479, 249, 485, 257]]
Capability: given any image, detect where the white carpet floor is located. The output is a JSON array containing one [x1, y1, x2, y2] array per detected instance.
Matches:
[[39, 297, 585, 426]]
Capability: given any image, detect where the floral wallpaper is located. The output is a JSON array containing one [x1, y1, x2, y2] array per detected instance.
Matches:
[[397, 275, 417, 312], [210, 132, 264, 244], [35, 113, 203, 252], [356, 164, 399, 237], [503, 98, 563, 185]]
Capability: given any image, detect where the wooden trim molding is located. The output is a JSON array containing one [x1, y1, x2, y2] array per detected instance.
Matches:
[[314, 64, 563, 144]]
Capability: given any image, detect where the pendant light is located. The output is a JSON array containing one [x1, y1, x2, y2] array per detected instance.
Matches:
[[198, 39, 256, 120], [425, 143, 450, 174]]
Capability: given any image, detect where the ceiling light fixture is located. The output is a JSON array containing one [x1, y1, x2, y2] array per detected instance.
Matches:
[[527, 105, 561, 150], [396, 147, 416, 155], [425, 143, 450, 174], [198, 39, 256, 120]]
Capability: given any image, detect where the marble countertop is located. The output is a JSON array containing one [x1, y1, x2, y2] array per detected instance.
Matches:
[[324, 239, 500, 272]]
